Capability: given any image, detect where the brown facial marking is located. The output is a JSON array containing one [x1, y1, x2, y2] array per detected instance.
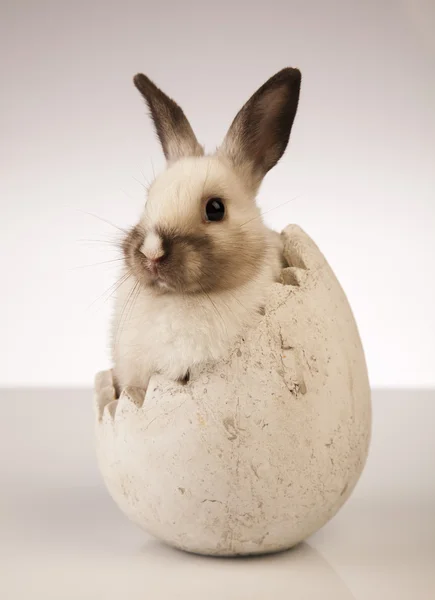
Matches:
[[122, 221, 265, 296], [157, 225, 265, 294]]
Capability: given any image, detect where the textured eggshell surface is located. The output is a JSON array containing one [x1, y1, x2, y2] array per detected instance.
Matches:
[[94, 225, 371, 556]]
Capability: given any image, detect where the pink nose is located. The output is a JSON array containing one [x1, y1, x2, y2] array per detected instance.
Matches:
[[148, 255, 163, 274]]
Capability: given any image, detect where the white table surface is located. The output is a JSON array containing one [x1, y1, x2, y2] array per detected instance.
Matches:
[[1, 388, 434, 599]]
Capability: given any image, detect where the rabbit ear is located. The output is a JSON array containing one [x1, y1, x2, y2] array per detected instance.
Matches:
[[133, 73, 204, 163], [219, 68, 301, 191]]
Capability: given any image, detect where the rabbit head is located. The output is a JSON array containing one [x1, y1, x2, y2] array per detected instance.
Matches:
[[123, 68, 301, 294]]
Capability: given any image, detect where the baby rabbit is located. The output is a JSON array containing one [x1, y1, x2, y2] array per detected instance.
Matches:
[[112, 67, 301, 394]]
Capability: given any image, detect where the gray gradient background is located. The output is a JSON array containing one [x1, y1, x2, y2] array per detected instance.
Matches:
[[1, 4, 435, 598], [1, 0, 434, 387]]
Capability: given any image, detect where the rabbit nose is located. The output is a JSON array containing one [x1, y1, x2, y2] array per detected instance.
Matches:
[[141, 231, 166, 262], [146, 252, 166, 265], [149, 255, 163, 263], [148, 255, 164, 275]]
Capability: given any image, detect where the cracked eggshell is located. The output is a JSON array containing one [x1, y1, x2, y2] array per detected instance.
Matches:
[[94, 225, 371, 556]]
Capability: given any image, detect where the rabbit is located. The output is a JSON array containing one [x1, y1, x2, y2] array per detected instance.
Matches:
[[111, 67, 301, 395]]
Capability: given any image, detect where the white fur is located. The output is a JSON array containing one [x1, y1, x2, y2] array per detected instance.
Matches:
[[143, 157, 259, 231], [112, 247, 279, 389]]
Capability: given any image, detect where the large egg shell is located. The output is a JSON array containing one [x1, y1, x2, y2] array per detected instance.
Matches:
[[94, 225, 371, 556]]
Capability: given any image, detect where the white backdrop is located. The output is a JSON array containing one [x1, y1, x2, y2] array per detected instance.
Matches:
[[1, 0, 434, 387]]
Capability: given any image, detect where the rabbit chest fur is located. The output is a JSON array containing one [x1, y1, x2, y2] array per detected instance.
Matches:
[[112, 238, 281, 388]]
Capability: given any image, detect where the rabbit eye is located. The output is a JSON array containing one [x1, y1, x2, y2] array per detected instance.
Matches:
[[205, 197, 225, 222]]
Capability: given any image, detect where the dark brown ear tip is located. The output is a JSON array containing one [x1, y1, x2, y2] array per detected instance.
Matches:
[[263, 67, 301, 94], [133, 73, 158, 96], [282, 67, 302, 85], [133, 73, 147, 90]]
